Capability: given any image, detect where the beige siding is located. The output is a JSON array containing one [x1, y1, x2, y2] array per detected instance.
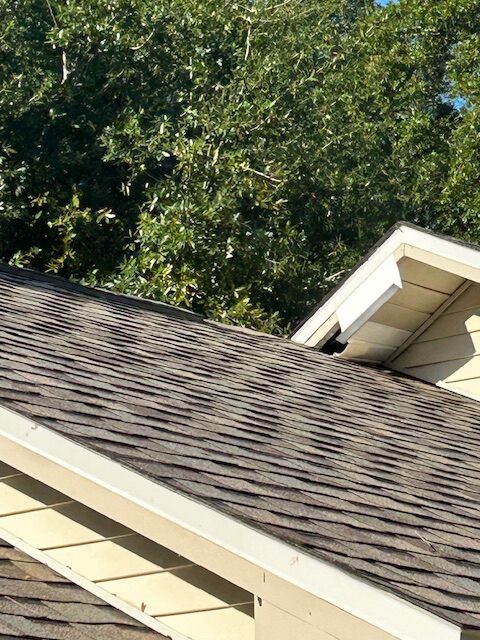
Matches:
[[255, 599, 399, 640], [443, 376, 480, 397], [390, 281, 450, 314], [441, 282, 480, 314], [100, 566, 251, 617], [415, 307, 480, 342], [391, 283, 480, 398], [339, 339, 397, 362], [255, 601, 335, 640], [405, 355, 480, 385], [371, 302, 430, 332], [394, 332, 480, 369], [351, 322, 412, 348], [258, 574, 401, 640], [395, 258, 465, 294], [163, 605, 254, 640]]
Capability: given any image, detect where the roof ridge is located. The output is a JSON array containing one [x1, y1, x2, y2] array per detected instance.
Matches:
[[0, 262, 289, 342], [1, 262, 479, 408], [0, 261, 209, 321]]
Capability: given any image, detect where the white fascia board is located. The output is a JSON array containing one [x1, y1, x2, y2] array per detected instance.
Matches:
[[292, 225, 480, 347], [0, 404, 461, 640], [291, 228, 406, 346], [337, 255, 402, 344], [402, 227, 480, 278]]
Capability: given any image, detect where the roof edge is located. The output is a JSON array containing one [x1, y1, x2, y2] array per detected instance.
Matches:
[[0, 261, 283, 341], [0, 261, 202, 323], [0, 402, 461, 640], [291, 222, 480, 347]]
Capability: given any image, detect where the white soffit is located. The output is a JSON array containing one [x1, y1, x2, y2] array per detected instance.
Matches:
[[0, 404, 461, 640], [291, 225, 480, 348]]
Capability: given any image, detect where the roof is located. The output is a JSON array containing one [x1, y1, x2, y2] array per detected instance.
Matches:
[[0, 263, 480, 631], [0, 537, 161, 639]]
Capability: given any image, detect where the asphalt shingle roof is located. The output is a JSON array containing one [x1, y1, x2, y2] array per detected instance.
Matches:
[[0, 264, 479, 630], [0, 538, 161, 639]]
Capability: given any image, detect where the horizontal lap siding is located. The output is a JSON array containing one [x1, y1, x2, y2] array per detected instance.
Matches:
[[371, 303, 430, 332], [390, 282, 450, 314], [391, 284, 480, 398], [394, 333, 480, 369], [416, 308, 480, 342]]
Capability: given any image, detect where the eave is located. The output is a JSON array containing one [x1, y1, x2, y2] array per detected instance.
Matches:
[[0, 402, 463, 640]]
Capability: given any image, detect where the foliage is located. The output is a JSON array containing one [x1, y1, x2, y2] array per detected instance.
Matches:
[[0, 0, 479, 333]]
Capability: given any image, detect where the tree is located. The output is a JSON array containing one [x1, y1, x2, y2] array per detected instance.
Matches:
[[0, 0, 479, 333]]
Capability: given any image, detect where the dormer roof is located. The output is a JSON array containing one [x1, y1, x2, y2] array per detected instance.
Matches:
[[292, 223, 480, 400]]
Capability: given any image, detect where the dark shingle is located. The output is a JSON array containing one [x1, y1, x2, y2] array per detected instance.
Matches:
[[0, 539, 163, 639], [0, 264, 479, 630]]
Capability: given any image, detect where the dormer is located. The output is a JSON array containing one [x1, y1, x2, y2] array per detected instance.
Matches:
[[291, 223, 480, 401]]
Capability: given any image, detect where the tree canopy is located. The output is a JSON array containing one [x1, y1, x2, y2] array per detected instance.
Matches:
[[1, 0, 479, 333]]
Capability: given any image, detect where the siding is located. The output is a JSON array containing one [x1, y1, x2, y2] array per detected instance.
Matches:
[[391, 283, 480, 398], [0, 437, 410, 640], [255, 599, 400, 640], [0, 538, 161, 640]]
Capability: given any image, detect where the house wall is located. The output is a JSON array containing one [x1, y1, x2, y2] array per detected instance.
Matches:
[[0, 433, 402, 640], [0, 462, 255, 640], [255, 600, 337, 640], [256, 599, 402, 640], [391, 283, 480, 399], [255, 575, 399, 640]]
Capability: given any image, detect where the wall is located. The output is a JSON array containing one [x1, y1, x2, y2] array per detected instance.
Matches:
[[391, 283, 480, 399]]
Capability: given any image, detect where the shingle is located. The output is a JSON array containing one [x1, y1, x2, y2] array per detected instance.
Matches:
[[0, 264, 479, 629], [0, 539, 162, 639]]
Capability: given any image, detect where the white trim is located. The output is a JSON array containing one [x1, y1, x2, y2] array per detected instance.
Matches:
[[305, 312, 338, 348], [0, 525, 191, 640], [337, 255, 402, 343], [402, 227, 480, 281], [0, 405, 460, 640], [291, 229, 405, 345], [292, 225, 480, 347]]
